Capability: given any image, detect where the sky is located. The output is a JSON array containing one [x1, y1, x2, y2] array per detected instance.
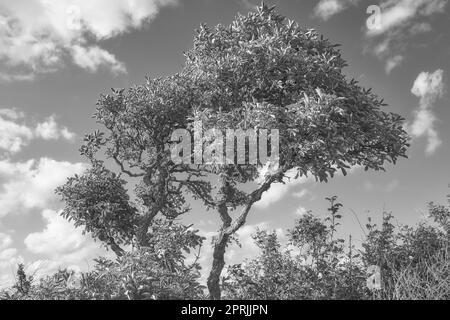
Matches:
[[0, 0, 449, 287]]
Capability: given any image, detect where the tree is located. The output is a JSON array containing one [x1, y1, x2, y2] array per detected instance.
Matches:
[[57, 3, 409, 299], [223, 197, 367, 300]]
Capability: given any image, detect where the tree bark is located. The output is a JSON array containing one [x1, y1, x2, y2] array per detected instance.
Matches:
[[207, 175, 232, 300], [137, 208, 159, 246], [207, 231, 229, 300], [206, 170, 284, 299], [106, 236, 125, 257]]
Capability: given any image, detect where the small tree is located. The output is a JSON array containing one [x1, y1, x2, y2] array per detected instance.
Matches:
[[13, 264, 33, 297], [57, 4, 409, 299]]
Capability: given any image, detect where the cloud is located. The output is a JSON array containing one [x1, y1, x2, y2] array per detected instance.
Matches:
[[408, 69, 445, 155], [0, 72, 35, 83], [292, 189, 309, 199], [313, 0, 360, 21], [0, 210, 107, 288], [0, 111, 34, 154], [0, 233, 12, 251], [70, 45, 126, 74], [24, 210, 108, 278], [35, 115, 75, 141], [385, 55, 404, 74], [0, 157, 86, 217], [255, 169, 313, 209], [238, 0, 258, 11], [363, 179, 400, 192], [364, 0, 447, 72], [366, 0, 446, 37], [255, 165, 360, 208], [0, 0, 178, 80], [294, 206, 308, 217], [0, 109, 76, 154], [25, 210, 86, 256]]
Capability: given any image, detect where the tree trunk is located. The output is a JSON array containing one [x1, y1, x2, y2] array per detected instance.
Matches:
[[137, 208, 159, 246], [205, 169, 283, 299], [207, 231, 229, 300], [106, 236, 125, 257]]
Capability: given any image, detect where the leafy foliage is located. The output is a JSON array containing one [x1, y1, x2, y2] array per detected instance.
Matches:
[[223, 194, 450, 300], [1, 219, 205, 300], [54, 4, 409, 299]]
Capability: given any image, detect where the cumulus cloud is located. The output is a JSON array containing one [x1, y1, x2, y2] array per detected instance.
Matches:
[[254, 165, 360, 208], [255, 169, 314, 209], [313, 0, 360, 21], [70, 45, 126, 74], [385, 55, 404, 74], [366, 0, 446, 37], [0, 0, 178, 80], [0, 110, 34, 153], [364, 0, 447, 73], [0, 109, 76, 154], [292, 189, 309, 199], [409, 69, 445, 155], [24, 210, 108, 279], [0, 210, 107, 288], [0, 157, 86, 217], [35, 115, 76, 141], [294, 206, 308, 217], [0, 233, 12, 251], [25, 210, 87, 256]]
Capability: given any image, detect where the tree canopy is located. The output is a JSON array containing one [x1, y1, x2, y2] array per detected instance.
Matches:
[[56, 4, 409, 299]]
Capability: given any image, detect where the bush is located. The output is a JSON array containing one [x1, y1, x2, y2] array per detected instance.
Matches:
[[1, 219, 206, 300], [2, 194, 449, 300], [223, 195, 450, 300]]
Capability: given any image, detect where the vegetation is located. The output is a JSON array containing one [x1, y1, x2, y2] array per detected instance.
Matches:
[[50, 3, 409, 300], [2, 192, 449, 300]]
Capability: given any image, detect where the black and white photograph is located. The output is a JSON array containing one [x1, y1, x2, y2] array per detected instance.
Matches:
[[0, 0, 449, 310]]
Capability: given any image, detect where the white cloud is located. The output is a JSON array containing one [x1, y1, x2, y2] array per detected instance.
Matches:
[[0, 0, 178, 80], [409, 69, 445, 155], [25, 210, 86, 256], [0, 209, 107, 288], [0, 110, 76, 153], [0, 72, 35, 83], [364, 0, 447, 72], [0, 157, 87, 217], [0, 113, 34, 153], [255, 169, 313, 209], [35, 115, 75, 141], [70, 45, 126, 74], [411, 70, 445, 101], [314, 0, 359, 21], [24, 210, 109, 277], [294, 206, 308, 217], [255, 165, 360, 208], [0, 233, 12, 251], [0, 108, 25, 120], [367, 0, 446, 37], [385, 55, 404, 74], [292, 189, 309, 199]]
